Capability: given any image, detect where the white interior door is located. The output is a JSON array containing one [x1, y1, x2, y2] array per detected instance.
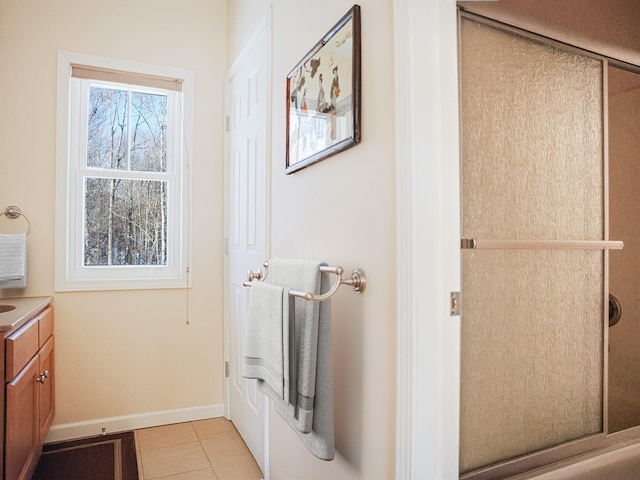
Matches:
[[224, 22, 269, 475]]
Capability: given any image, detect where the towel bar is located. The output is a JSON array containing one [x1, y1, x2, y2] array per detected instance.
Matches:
[[0, 206, 31, 236], [461, 238, 624, 250], [244, 262, 366, 301]]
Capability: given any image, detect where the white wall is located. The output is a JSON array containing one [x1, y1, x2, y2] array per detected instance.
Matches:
[[229, 1, 397, 479], [226, 0, 269, 63], [0, 0, 228, 436]]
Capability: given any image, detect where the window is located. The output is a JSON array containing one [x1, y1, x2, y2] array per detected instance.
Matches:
[[56, 52, 193, 291]]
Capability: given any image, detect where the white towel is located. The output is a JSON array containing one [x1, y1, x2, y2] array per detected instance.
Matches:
[[0, 233, 27, 289], [242, 282, 290, 399], [258, 258, 335, 461]]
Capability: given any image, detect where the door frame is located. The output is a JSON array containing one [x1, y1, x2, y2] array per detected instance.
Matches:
[[223, 12, 273, 479], [393, 0, 461, 478]]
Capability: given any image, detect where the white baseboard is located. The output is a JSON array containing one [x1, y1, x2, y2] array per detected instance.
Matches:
[[45, 403, 225, 444]]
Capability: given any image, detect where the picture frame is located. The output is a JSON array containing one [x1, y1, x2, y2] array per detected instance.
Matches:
[[285, 5, 361, 174]]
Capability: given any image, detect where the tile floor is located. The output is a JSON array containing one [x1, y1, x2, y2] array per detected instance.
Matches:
[[134, 418, 263, 480]]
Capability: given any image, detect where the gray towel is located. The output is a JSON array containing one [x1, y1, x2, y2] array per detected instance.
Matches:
[[268, 258, 322, 433], [259, 259, 335, 461], [0, 233, 27, 289], [241, 282, 290, 399]]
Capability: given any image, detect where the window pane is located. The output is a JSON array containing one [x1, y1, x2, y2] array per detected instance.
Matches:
[[130, 92, 168, 172], [87, 87, 129, 170], [84, 177, 167, 266]]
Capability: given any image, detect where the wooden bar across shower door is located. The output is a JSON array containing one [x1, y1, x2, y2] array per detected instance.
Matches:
[[461, 239, 624, 250]]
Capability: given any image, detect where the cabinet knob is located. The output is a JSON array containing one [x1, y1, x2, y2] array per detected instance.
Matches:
[[42, 370, 49, 378], [36, 374, 45, 383]]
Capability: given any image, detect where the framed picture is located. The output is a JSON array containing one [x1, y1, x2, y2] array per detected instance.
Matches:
[[285, 5, 361, 174]]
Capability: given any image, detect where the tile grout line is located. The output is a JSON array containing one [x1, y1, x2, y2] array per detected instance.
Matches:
[[134, 419, 261, 480]]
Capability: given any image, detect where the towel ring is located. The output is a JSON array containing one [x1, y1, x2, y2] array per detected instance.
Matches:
[[1, 206, 31, 236]]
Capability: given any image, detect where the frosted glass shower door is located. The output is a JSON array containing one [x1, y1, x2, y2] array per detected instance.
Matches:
[[459, 16, 606, 474]]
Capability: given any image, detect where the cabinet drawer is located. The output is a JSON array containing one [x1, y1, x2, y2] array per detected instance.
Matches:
[[37, 306, 54, 347], [6, 317, 39, 381]]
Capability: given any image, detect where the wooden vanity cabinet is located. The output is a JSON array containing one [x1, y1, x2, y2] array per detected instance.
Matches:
[[3, 306, 55, 480]]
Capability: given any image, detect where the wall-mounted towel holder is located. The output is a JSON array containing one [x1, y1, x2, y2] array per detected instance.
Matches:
[[461, 238, 624, 250], [1, 206, 31, 236], [244, 262, 367, 301]]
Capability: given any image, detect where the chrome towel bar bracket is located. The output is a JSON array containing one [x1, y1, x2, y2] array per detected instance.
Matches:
[[244, 262, 367, 302]]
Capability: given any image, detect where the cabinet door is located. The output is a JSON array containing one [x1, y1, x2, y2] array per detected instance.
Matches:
[[5, 355, 40, 480], [38, 335, 55, 443]]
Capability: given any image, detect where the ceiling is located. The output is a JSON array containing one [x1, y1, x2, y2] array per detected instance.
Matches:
[[458, 0, 640, 66]]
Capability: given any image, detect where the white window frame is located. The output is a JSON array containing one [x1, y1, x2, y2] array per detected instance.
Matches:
[[56, 51, 193, 292]]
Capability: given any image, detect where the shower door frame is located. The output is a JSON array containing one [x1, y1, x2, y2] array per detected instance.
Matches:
[[458, 10, 640, 480]]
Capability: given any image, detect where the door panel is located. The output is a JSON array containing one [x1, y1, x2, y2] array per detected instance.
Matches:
[[6, 355, 40, 480], [226, 24, 269, 474], [459, 16, 605, 473], [608, 65, 640, 433], [38, 336, 55, 443]]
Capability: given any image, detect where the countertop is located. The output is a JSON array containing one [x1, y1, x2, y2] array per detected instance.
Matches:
[[0, 296, 53, 332]]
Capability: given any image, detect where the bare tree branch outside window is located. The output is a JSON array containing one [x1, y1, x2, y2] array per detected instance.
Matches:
[[84, 86, 168, 266]]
